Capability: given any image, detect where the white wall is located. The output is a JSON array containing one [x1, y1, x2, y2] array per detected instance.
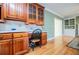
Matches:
[[63, 17, 76, 37], [64, 29, 75, 37]]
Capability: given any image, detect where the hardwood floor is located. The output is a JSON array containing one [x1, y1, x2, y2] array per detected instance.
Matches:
[[26, 36, 79, 55]]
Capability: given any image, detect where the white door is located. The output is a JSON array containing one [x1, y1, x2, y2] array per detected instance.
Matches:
[[54, 18, 62, 37]]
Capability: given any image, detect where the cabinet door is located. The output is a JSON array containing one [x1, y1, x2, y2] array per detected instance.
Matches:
[[0, 4, 4, 22], [27, 4, 36, 24], [0, 40, 12, 55], [6, 3, 17, 19], [41, 32, 47, 45], [3, 3, 26, 22], [41, 39, 47, 45], [0, 5, 1, 20], [37, 7, 44, 26], [13, 37, 29, 55], [16, 3, 26, 21]]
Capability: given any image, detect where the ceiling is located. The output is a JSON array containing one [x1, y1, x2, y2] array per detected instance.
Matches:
[[41, 3, 79, 18]]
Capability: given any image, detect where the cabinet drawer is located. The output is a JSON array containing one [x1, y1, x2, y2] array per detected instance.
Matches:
[[0, 33, 12, 40], [13, 32, 28, 38]]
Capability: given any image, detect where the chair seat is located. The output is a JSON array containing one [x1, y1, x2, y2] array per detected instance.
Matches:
[[31, 39, 40, 43]]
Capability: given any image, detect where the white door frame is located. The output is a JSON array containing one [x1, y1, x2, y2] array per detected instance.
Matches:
[[54, 18, 62, 38]]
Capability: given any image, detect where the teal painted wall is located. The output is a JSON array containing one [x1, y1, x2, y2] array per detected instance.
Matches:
[[0, 9, 62, 40], [43, 10, 63, 40], [43, 10, 54, 40]]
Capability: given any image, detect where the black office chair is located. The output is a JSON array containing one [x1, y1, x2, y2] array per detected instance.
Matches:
[[29, 29, 42, 51]]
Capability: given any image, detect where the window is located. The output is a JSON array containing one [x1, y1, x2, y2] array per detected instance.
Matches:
[[65, 20, 69, 25], [76, 16, 79, 24], [70, 19, 75, 25], [64, 19, 75, 29]]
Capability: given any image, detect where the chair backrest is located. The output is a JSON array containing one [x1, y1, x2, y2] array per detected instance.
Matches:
[[31, 29, 42, 40]]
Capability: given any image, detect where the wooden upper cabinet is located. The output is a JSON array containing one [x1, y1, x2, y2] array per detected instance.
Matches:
[[2, 3, 27, 22], [16, 3, 27, 22], [26, 3, 37, 24], [0, 4, 4, 22], [0, 3, 44, 25], [26, 3, 44, 25], [4, 3, 17, 19], [36, 5, 44, 25]]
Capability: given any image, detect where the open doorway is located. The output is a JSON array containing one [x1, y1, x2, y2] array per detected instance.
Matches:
[[54, 18, 62, 38], [54, 18, 63, 49]]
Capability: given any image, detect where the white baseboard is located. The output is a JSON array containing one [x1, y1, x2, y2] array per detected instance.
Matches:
[[47, 37, 55, 41]]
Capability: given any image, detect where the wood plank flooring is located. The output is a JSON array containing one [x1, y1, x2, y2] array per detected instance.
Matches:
[[26, 36, 79, 55]]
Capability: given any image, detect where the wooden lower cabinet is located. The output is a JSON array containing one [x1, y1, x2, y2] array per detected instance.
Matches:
[[13, 37, 29, 55], [0, 32, 29, 55], [0, 40, 12, 55], [0, 32, 47, 55], [41, 32, 47, 45], [41, 39, 47, 45]]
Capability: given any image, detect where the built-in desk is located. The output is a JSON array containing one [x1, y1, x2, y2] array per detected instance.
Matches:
[[0, 32, 47, 55]]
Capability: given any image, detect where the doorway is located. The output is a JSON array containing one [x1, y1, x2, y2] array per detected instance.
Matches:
[[54, 18, 63, 49], [54, 18, 62, 38]]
